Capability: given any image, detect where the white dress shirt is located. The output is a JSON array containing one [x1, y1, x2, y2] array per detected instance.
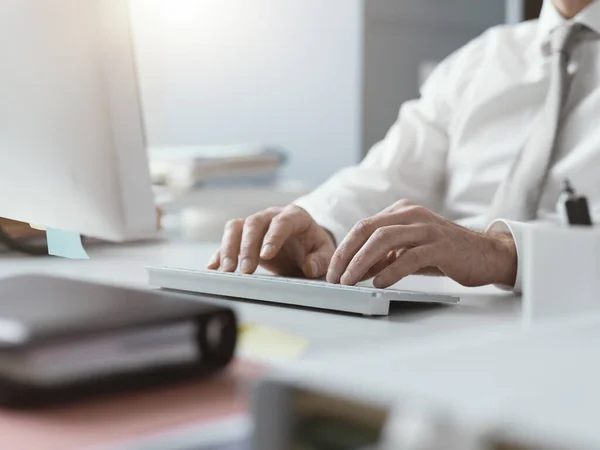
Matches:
[[295, 0, 600, 291]]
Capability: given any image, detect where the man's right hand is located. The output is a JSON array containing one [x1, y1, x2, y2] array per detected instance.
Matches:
[[207, 205, 335, 278]]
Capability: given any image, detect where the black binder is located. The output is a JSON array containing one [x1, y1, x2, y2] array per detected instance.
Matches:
[[0, 275, 237, 408]]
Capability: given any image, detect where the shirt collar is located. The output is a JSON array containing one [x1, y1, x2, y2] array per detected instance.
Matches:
[[536, 0, 600, 49]]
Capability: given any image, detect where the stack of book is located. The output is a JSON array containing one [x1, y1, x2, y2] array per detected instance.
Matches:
[[149, 145, 287, 193]]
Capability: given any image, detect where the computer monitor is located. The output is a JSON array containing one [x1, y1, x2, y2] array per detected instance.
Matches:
[[0, 0, 156, 242]]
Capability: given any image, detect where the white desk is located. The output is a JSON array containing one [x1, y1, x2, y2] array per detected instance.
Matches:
[[0, 239, 522, 357]]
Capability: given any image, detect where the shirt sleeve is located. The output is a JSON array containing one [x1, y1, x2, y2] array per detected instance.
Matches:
[[488, 212, 569, 293], [294, 32, 487, 246]]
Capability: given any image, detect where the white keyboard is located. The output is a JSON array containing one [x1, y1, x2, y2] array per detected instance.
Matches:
[[146, 267, 459, 316]]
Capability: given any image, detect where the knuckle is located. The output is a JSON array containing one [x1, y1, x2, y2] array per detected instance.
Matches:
[[265, 206, 283, 215], [394, 199, 416, 208], [225, 218, 244, 231], [288, 205, 312, 223], [271, 214, 291, 228], [372, 227, 391, 244], [245, 214, 265, 228], [408, 205, 426, 215], [285, 204, 300, 212], [284, 204, 303, 216], [403, 205, 427, 220], [354, 218, 374, 237]]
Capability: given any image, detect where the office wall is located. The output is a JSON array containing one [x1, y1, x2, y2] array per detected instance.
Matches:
[[363, 0, 506, 153], [129, 0, 363, 186], [130, 1, 506, 186]]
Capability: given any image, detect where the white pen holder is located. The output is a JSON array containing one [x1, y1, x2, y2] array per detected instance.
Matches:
[[523, 224, 600, 324]]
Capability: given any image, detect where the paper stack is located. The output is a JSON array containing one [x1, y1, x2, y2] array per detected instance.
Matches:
[[149, 145, 287, 192]]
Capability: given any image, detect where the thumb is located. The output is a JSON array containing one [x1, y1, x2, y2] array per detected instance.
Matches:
[[302, 249, 332, 279]]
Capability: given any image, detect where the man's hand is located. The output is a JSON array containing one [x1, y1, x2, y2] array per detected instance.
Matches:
[[327, 200, 517, 289], [207, 205, 336, 278]]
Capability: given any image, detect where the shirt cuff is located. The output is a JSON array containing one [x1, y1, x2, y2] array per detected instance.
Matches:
[[293, 196, 348, 247], [487, 219, 533, 294]]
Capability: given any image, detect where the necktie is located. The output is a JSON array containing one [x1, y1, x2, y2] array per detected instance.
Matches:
[[487, 23, 586, 222]]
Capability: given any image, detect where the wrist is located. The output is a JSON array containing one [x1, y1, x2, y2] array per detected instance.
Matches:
[[486, 232, 518, 287]]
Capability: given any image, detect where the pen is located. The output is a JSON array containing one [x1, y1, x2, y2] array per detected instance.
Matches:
[[556, 179, 593, 226]]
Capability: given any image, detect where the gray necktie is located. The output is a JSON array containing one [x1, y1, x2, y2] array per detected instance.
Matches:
[[487, 23, 587, 222]]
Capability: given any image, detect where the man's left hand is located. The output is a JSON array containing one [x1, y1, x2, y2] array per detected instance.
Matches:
[[326, 200, 517, 289]]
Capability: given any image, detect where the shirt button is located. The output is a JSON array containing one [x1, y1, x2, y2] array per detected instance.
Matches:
[[568, 61, 578, 75]]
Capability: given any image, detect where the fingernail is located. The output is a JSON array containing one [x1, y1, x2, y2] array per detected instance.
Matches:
[[373, 277, 388, 289], [261, 244, 274, 259], [222, 258, 235, 271], [240, 258, 252, 274], [327, 269, 339, 284], [309, 260, 319, 277], [207, 253, 218, 266]]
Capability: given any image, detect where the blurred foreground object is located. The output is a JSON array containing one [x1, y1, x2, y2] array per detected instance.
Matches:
[[0, 275, 237, 408], [237, 323, 309, 364], [523, 225, 600, 323], [253, 313, 600, 449]]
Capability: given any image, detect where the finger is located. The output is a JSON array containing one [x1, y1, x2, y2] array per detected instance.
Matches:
[[220, 219, 244, 272], [374, 244, 437, 288], [340, 225, 431, 286], [239, 210, 279, 274], [328, 205, 431, 284], [302, 247, 332, 279], [327, 215, 394, 283], [359, 251, 398, 282], [261, 208, 308, 260], [206, 250, 221, 270]]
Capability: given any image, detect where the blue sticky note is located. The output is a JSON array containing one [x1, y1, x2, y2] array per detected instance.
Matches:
[[46, 228, 90, 259]]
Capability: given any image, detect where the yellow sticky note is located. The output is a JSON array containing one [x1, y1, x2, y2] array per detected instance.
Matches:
[[238, 323, 309, 363], [29, 223, 46, 231]]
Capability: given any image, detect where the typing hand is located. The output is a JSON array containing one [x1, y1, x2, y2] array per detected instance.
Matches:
[[326, 200, 517, 288], [207, 205, 336, 278]]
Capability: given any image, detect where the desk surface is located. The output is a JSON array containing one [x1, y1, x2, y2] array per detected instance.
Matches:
[[0, 239, 522, 359]]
